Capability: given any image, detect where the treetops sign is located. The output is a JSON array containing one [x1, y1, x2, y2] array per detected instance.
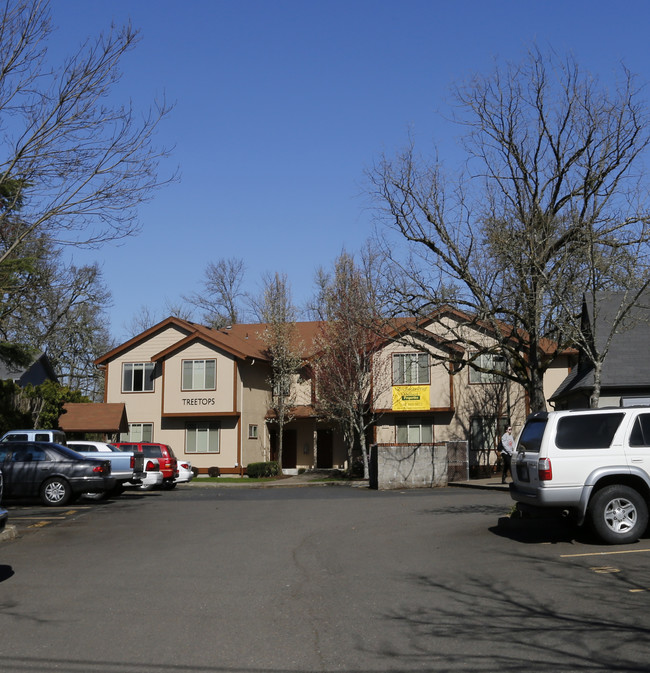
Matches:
[[392, 385, 430, 411]]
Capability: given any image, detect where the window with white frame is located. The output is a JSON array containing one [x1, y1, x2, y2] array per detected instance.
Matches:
[[121, 423, 153, 442], [393, 353, 430, 385], [248, 424, 258, 439], [469, 352, 507, 384], [186, 422, 220, 453], [272, 375, 291, 398], [182, 359, 216, 391], [396, 419, 433, 444], [122, 362, 155, 392]]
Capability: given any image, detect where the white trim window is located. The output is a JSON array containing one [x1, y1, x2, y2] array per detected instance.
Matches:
[[393, 353, 430, 385], [248, 424, 258, 439], [122, 362, 155, 392], [186, 422, 220, 453], [182, 359, 216, 391], [469, 352, 507, 384], [396, 419, 433, 444], [122, 423, 153, 442]]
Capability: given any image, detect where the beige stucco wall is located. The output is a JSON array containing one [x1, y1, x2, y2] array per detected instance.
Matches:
[[161, 342, 237, 415], [372, 338, 452, 411]]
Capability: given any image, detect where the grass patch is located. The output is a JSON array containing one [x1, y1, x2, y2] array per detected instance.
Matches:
[[193, 476, 289, 484]]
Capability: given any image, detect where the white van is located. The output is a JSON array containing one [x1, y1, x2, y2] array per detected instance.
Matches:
[[510, 407, 650, 544], [0, 429, 67, 445]]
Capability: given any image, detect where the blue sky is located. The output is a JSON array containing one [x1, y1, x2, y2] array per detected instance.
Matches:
[[46, 0, 650, 342]]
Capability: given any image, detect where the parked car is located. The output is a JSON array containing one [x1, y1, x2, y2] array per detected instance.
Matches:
[[510, 407, 650, 544], [0, 429, 67, 444], [138, 458, 164, 491], [0, 469, 8, 534], [175, 460, 194, 484], [0, 441, 114, 506], [68, 441, 145, 496], [113, 442, 178, 489]]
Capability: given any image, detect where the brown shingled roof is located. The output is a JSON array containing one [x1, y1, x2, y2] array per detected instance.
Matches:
[[59, 403, 128, 434]]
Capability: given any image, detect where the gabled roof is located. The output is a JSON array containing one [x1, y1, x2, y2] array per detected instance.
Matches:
[[95, 316, 196, 366], [550, 292, 650, 402], [95, 317, 327, 367], [59, 403, 128, 434], [0, 352, 58, 386]]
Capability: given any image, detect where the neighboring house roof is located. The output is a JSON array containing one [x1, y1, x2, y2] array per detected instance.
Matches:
[[550, 292, 650, 403], [0, 352, 58, 386], [59, 403, 129, 434]]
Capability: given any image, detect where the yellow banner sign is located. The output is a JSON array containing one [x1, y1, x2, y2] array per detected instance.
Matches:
[[392, 385, 430, 411]]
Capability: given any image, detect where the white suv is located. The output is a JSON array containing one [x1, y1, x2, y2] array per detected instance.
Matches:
[[510, 407, 650, 544]]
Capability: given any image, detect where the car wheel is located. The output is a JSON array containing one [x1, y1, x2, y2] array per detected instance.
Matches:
[[589, 485, 649, 544], [40, 477, 72, 507]]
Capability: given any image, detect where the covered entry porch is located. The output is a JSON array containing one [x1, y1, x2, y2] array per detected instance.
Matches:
[[268, 418, 347, 472]]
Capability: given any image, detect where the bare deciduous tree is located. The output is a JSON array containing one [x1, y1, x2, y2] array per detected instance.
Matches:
[[370, 48, 650, 411], [257, 272, 303, 470], [183, 257, 247, 328], [313, 251, 388, 478], [0, 0, 174, 266]]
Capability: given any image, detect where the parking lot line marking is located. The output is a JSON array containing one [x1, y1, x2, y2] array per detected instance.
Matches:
[[13, 516, 67, 520], [28, 521, 51, 528], [561, 549, 650, 558]]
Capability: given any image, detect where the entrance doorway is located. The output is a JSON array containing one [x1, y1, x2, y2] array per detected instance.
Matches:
[[316, 429, 333, 468], [270, 429, 297, 469]]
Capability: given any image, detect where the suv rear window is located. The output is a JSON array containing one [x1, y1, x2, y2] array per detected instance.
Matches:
[[518, 418, 547, 453], [556, 413, 624, 449], [142, 446, 163, 458]]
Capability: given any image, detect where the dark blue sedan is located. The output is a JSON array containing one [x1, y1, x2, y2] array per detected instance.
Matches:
[[0, 441, 115, 506]]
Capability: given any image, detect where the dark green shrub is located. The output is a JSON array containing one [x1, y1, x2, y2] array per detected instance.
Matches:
[[207, 466, 220, 477], [246, 461, 281, 478]]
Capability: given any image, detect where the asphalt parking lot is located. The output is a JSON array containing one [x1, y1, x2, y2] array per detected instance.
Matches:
[[1, 484, 650, 672]]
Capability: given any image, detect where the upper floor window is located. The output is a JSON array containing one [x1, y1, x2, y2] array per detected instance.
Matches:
[[182, 359, 216, 391], [122, 362, 155, 392], [272, 375, 291, 398], [393, 353, 430, 385], [469, 352, 507, 384]]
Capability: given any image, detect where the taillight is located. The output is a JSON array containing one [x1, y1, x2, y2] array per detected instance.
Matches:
[[130, 456, 135, 469], [92, 465, 106, 474], [180, 463, 189, 470], [145, 460, 157, 471], [538, 458, 552, 481]]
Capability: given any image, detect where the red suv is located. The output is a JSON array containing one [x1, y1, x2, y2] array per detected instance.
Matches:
[[114, 442, 178, 489]]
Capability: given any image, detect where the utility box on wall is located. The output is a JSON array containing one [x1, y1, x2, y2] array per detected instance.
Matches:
[[369, 443, 448, 490]]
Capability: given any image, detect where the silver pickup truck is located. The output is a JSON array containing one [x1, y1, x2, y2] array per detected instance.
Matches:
[[68, 441, 145, 495]]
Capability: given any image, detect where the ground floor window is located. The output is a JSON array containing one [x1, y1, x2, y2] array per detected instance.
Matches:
[[186, 421, 220, 453], [121, 423, 153, 442], [396, 419, 433, 444]]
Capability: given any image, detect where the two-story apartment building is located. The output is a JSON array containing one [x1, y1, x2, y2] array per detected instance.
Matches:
[[94, 311, 570, 476]]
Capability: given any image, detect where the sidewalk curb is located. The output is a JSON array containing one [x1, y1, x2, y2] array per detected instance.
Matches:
[[448, 481, 511, 493], [0, 524, 18, 541]]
